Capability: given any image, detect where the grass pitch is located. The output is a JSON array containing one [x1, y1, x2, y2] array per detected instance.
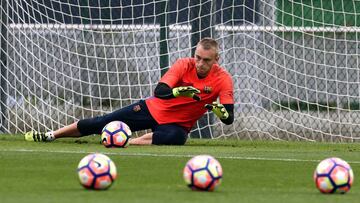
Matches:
[[0, 135, 359, 203]]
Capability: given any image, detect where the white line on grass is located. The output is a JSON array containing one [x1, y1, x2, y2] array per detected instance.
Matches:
[[2, 148, 360, 164]]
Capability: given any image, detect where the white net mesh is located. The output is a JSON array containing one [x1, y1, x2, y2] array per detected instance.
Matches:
[[1, 0, 360, 141]]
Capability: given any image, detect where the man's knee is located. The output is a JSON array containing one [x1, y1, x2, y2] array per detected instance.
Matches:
[[152, 126, 187, 145], [77, 117, 108, 136]]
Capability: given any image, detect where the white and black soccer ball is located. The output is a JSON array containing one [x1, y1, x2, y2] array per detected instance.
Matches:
[[183, 155, 223, 191], [77, 153, 117, 190], [101, 121, 132, 148], [314, 157, 354, 194]]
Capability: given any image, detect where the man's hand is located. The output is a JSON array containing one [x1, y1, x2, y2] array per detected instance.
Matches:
[[205, 102, 229, 119], [172, 86, 201, 101]]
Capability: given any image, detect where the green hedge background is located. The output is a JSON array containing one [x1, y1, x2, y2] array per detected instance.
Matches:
[[277, 0, 360, 26]]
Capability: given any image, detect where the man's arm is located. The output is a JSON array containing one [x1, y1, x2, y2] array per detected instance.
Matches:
[[154, 82, 175, 99], [222, 104, 234, 125], [154, 82, 201, 101], [205, 102, 234, 125]]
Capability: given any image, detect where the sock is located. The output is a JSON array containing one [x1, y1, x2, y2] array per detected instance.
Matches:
[[45, 131, 55, 141]]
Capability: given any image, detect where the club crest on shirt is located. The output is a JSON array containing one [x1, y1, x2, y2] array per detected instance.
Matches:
[[133, 105, 141, 112], [204, 86, 212, 94]]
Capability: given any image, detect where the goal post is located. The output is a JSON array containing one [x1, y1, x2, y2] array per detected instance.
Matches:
[[0, 0, 8, 133], [1, 0, 360, 142]]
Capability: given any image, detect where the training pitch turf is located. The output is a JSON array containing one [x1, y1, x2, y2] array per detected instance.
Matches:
[[0, 135, 359, 203]]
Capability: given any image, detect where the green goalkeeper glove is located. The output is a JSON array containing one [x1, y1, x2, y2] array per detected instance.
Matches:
[[172, 86, 201, 101], [205, 102, 229, 120]]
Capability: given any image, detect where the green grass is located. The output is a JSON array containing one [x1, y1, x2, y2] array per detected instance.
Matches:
[[0, 135, 359, 203]]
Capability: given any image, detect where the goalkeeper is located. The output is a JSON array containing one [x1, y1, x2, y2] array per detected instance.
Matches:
[[24, 38, 234, 145]]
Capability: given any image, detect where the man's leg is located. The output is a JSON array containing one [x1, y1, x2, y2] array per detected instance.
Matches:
[[53, 122, 81, 138], [128, 133, 153, 145], [128, 124, 188, 146], [25, 100, 157, 142], [152, 124, 188, 145], [24, 121, 82, 142]]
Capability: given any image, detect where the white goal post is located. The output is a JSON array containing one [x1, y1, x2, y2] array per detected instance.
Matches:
[[1, 0, 360, 142]]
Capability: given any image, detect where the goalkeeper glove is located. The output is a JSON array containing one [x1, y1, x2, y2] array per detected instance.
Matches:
[[205, 102, 229, 120], [172, 86, 201, 101]]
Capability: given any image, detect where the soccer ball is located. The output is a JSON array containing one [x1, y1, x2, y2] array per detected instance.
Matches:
[[313, 157, 354, 194], [77, 153, 117, 190], [101, 121, 132, 148], [183, 155, 223, 191]]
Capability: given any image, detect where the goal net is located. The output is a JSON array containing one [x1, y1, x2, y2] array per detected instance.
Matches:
[[1, 0, 360, 142]]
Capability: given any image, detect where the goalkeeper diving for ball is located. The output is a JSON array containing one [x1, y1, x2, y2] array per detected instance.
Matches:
[[24, 38, 234, 145]]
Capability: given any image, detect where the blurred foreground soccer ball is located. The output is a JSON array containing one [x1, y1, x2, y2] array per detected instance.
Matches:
[[101, 121, 132, 148], [77, 153, 117, 190], [183, 155, 223, 191], [314, 157, 354, 194]]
